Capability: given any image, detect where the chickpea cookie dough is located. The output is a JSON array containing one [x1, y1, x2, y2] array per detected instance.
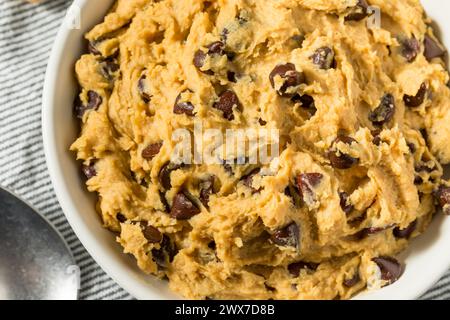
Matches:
[[71, 0, 450, 299]]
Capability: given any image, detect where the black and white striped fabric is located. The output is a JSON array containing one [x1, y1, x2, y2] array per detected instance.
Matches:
[[0, 0, 448, 300]]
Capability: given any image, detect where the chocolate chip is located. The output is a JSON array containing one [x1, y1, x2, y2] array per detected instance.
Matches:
[[414, 176, 423, 185], [138, 74, 151, 103], [151, 235, 177, 268], [311, 47, 335, 70], [288, 261, 318, 277], [142, 142, 163, 160], [352, 225, 393, 240], [88, 40, 101, 55], [297, 173, 323, 206], [227, 71, 237, 83], [208, 241, 216, 250], [393, 220, 417, 239], [159, 162, 183, 190], [328, 136, 359, 169], [81, 164, 96, 179], [424, 35, 446, 61], [404, 83, 427, 108], [372, 256, 404, 285], [371, 129, 382, 146], [170, 192, 201, 220], [116, 213, 126, 223], [101, 59, 119, 81], [407, 142, 416, 154], [199, 176, 215, 208], [193, 50, 209, 72], [207, 41, 225, 55], [142, 224, 163, 243], [174, 91, 195, 116], [159, 163, 172, 190], [259, 118, 267, 126], [213, 90, 241, 120], [339, 191, 354, 214], [74, 91, 103, 119], [435, 185, 450, 215], [193, 41, 227, 75], [369, 94, 396, 126], [344, 0, 369, 21], [269, 63, 305, 96], [343, 272, 360, 287], [159, 191, 170, 213], [270, 222, 299, 248], [401, 37, 420, 63], [292, 94, 317, 115], [242, 169, 262, 193]]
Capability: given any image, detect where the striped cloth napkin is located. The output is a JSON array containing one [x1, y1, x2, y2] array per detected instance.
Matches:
[[0, 0, 448, 300]]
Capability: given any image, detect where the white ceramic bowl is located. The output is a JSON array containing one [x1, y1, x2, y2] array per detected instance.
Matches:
[[43, 0, 450, 300]]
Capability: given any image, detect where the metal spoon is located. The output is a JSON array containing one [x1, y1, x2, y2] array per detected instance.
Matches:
[[0, 187, 78, 300]]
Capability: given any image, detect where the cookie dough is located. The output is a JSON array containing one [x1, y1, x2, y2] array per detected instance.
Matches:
[[71, 0, 450, 300]]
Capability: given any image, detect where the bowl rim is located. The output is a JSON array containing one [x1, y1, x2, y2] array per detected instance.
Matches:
[[42, 0, 450, 300]]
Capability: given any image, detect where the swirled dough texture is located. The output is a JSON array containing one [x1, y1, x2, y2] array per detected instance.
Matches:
[[71, 0, 450, 299]]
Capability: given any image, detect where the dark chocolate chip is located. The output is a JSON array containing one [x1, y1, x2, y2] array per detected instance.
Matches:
[[339, 191, 354, 214], [328, 136, 359, 169], [227, 71, 237, 83], [352, 225, 393, 240], [401, 37, 420, 63], [270, 222, 299, 248], [159, 162, 183, 190], [372, 256, 404, 285], [435, 185, 450, 215], [311, 47, 335, 70], [170, 192, 201, 220], [344, 0, 369, 21], [393, 220, 417, 239], [142, 224, 163, 243], [407, 142, 416, 154], [213, 90, 241, 120], [296, 173, 323, 206], [74, 91, 103, 119], [151, 235, 177, 268], [207, 41, 225, 55], [142, 142, 163, 160], [208, 241, 216, 250], [81, 164, 96, 179], [159, 191, 170, 213], [174, 91, 195, 116], [269, 63, 305, 96], [424, 35, 446, 61], [193, 41, 227, 75], [116, 213, 126, 223], [369, 94, 396, 126], [138, 74, 152, 103], [288, 261, 318, 277], [199, 176, 215, 208], [159, 163, 172, 190], [371, 129, 382, 146], [343, 272, 360, 287], [193, 50, 209, 73], [88, 40, 101, 55], [414, 176, 424, 185], [101, 60, 119, 81], [403, 83, 427, 107], [259, 118, 267, 126]]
